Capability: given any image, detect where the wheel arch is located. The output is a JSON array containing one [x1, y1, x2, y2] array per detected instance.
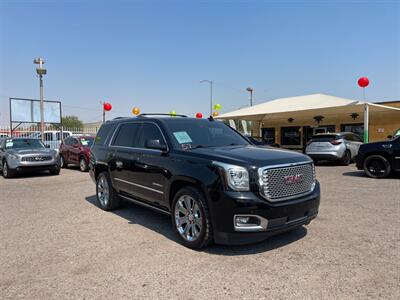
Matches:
[[167, 176, 210, 210]]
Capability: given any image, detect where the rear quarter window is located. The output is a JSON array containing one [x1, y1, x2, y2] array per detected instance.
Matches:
[[95, 123, 115, 146]]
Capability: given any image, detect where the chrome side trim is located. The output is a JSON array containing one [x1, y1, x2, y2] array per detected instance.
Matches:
[[233, 214, 269, 232], [114, 177, 164, 194], [119, 194, 170, 215]]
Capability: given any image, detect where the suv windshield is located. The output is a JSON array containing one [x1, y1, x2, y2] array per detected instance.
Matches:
[[80, 137, 94, 147], [164, 119, 249, 150], [5, 139, 45, 149]]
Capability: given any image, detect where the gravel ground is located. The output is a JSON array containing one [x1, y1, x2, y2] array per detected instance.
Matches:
[[0, 165, 399, 299]]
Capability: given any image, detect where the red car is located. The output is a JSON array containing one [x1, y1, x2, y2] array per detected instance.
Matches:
[[59, 136, 94, 172]]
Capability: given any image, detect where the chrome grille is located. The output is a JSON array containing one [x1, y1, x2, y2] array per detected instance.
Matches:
[[22, 156, 52, 162], [259, 162, 315, 201]]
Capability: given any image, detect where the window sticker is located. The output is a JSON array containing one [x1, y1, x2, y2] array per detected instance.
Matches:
[[81, 139, 89, 146], [6, 141, 13, 148], [173, 131, 192, 144]]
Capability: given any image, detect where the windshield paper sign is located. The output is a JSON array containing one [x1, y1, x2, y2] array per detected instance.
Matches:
[[173, 131, 192, 144]]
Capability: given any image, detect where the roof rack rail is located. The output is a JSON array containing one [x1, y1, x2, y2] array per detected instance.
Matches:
[[112, 117, 130, 120], [137, 113, 188, 118]]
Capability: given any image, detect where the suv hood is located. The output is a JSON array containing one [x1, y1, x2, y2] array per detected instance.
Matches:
[[190, 145, 312, 167], [8, 148, 55, 156]]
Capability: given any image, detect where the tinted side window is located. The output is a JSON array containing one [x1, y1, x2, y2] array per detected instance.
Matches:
[[44, 133, 53, 141], [138, 123, 166, 148], [64, 137, 71, 146], [95, 124, 114, 145], [112, 123, 140, 147]]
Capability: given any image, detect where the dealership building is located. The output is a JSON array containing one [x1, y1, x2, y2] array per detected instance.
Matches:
[[217, 94, 400, 150]]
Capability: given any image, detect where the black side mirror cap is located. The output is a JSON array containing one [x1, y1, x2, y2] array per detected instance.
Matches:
[[145, 139, 167, 151], [45, 144, 51, 148]]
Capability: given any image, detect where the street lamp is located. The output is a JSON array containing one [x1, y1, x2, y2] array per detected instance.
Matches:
[[200, 80, 213, 116], [246, 87, 253, 106], [34, 57, 47, 142]]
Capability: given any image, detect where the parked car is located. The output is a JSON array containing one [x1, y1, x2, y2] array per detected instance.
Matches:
[[0, 133, 9, 139], [59, 136, 94, 172], [0, 138, 60, 178], [356, 134, 400, 178], [388, 128, 400, 139], [89, 115, 320, 249], [30, 130, 72, 150], [305, 132, 363, 165]]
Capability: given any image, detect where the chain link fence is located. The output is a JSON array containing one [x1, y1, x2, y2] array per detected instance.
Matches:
[[0, 126, 99, 150]]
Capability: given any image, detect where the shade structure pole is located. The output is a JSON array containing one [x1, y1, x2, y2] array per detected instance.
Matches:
[[363, 103, 369, 143]]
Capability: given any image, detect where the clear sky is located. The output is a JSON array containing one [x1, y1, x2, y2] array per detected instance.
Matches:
[[0, 0, 399, 125]]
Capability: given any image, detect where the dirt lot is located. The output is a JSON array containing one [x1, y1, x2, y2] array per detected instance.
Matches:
[[1, 165, 399, 299]]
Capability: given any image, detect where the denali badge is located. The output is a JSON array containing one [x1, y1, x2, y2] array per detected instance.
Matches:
[[284, 174, 304, 184]]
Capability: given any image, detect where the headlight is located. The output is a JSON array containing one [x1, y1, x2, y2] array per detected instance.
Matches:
[[213, 161, 250, 191], [8, 154, 20, 160]]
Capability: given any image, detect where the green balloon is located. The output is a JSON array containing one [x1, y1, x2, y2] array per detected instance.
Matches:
[[214, 103, 222, 110]]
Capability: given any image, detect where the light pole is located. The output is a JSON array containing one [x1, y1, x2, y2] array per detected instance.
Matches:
[[200, 80, 213, 116], [246, 87, 253, 106], [34, 58, 47, 142]]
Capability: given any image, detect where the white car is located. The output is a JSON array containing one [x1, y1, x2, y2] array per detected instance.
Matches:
[[306, 132, 363, 165]]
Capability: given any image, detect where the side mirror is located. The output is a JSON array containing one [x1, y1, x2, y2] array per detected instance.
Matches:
[[45, 144, 51, 148], [145, 139, 167, 151]]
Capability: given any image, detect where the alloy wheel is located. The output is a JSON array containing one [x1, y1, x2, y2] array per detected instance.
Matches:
[[368, 159, 385, 176], [174, 195, 203, 242], [80, 158, 87, 172], [97, 175, 109, 207], [3, 162, 8, 177]]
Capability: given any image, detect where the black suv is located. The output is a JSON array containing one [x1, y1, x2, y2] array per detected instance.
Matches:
[[89, 115, 320, 249], [356, 135, 400, 178]]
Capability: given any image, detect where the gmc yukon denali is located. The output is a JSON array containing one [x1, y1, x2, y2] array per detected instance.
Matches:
[[89, 115, 320, 249]]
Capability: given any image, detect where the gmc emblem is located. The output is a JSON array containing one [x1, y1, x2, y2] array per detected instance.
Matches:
[[284, 174, 304, 185]]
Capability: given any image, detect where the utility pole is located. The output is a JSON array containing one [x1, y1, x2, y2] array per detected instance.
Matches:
[[34, 58, 47, 142], [246, 87, 253, 106], [200, 80, 213, 116]]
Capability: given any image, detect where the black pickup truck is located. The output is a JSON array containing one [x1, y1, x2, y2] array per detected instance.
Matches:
[[356, 131, 400, 178], [89, 115, 320, 249]]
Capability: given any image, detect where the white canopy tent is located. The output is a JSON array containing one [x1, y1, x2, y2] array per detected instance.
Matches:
[[217, 94, 400, 142]]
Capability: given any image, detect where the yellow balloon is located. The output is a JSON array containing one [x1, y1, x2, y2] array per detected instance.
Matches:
[[212, 111, 219, 117], [170, 110, 177, 116], [132, 107, 140, 115]]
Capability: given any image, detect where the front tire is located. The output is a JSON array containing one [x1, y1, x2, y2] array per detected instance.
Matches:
[[79, 157, 89, 172], [2, 161, 15, 178], [96, 171, 120, 210], [363, 155, 391, 178], [59, 155, 67, 168], [171, 186, 213, 249]]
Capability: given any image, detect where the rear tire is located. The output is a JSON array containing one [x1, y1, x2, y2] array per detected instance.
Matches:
[[171, 186, 213, 249], [2, 161, 15, 178], [96, 171, 120, 210], [363, 155, 391, 178], [341, 150, 351, 166]]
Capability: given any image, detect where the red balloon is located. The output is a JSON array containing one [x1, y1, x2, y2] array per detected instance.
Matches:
[[358, 77, 369, 88], [103, 102, 112, 111], [196, 112, 203, 118]]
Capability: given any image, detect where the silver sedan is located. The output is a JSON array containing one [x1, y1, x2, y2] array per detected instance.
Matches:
[[0, 138, 60, 178]]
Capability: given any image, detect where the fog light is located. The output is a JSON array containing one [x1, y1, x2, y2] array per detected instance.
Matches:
[[236, 216, 250, 224], [234, 215, 268, 232]]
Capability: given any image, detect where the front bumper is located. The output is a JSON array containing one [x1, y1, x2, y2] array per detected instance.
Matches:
[[210, 182, 320, 245], [7, 158, 60, 172]]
